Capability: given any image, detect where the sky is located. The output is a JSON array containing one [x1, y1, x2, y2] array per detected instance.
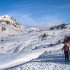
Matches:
[[0, 0, 70, 28]]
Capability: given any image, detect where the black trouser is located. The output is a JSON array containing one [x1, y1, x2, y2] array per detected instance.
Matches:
[[64, 51, 69, 61]]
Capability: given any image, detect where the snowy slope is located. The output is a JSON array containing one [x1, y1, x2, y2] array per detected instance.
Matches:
[[14, 49, 70, 70], [50, 23, 70, 30], [0, 21, 70, 70], [0, 28, 70, 70], [0, 44, 64, 70], [0, 15, 27, 34]]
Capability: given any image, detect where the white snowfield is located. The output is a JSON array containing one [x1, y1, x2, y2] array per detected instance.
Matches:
[[0, 28, 70, 70], [0, 44, 63, 70]]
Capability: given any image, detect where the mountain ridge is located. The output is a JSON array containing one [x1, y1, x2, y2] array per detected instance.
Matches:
[[50, 23, 70, 30], [0, 15, 27, 34]]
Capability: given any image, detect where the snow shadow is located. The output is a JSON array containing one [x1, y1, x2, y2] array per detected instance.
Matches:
[[3, 52, 70, 70], [31, 52, 70, 65]]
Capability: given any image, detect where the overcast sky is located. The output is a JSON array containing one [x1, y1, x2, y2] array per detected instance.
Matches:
[[0, 0, 70, 28]]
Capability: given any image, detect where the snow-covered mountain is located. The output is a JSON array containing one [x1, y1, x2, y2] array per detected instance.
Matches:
[[0, 15, 27, 34], [0, 18, 70, 70], [50, 23, 70, 30], [28, 28, 40, 33]]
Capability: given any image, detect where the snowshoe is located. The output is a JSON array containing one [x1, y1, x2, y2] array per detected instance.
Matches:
[[65, 59, 69, 63]]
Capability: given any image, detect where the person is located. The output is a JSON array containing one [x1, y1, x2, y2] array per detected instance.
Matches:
[[62, 43, 69, 62]]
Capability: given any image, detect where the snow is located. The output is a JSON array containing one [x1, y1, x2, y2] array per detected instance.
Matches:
[[0, 15, 27, 34], [0, 44, 63, 70], [0, 25, 70, 70], [9, 47, 70, 70]]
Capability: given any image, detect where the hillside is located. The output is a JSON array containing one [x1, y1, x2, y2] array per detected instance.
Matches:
[[0, 15, 27, 34], [0, 16, 70, 70], [0, 27, 70, 70], [50, 23, 70, 30]]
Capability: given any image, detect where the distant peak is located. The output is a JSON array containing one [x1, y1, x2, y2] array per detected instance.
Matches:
[[0, 15, 11, 18]]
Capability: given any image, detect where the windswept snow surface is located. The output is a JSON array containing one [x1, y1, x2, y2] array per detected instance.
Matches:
[[0, 44, 63, 70], [0, 29, 70, 70]]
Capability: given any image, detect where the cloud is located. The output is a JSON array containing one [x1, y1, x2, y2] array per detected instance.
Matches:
[[16, 14, 65, 28], [19, 15, 64, 28], [4, 12, 65, 29]]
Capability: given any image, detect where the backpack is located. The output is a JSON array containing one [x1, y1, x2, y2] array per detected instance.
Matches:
[[65, 44, 68, 51]]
